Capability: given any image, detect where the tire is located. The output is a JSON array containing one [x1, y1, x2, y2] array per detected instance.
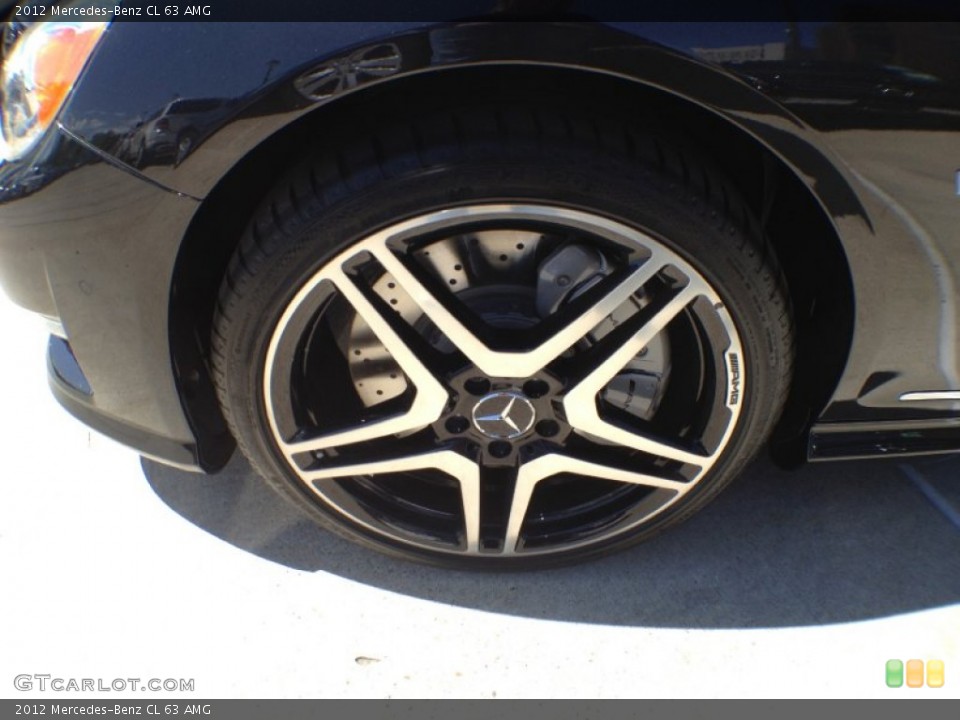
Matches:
[[211, 103, 793, 570]]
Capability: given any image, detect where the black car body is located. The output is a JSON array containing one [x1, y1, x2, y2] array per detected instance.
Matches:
[[2, 8, 960, 566]]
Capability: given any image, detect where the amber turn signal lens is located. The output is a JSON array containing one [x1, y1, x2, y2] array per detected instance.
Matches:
[[32, 24, 107, 126], [1, 20, 108, 162]]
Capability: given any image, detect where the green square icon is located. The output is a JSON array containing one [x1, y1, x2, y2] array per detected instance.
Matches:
[[886, 659, 904, 687]]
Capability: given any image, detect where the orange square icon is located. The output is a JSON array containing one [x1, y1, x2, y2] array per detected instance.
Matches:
[[906, 659, 924, 688], [927, 660, 945, 688]]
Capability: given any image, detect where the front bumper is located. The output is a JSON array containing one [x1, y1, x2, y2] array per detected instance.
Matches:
[[47, 336, 204, 471], [0, 128, 223, 471]]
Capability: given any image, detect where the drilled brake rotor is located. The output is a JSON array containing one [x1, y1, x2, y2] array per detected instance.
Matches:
[[342, 229, 670, 420]]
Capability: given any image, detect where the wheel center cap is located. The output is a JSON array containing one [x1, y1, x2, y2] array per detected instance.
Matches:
[[471, 391, 536, 440]]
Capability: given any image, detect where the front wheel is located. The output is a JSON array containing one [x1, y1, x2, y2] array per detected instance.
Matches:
[[211, 106, 793, 569]]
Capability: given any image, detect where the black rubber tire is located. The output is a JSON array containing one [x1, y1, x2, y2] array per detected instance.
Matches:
[[211, 103, 794, 570]]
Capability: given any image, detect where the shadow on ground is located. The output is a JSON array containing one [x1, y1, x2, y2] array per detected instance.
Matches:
[[141, 453, 960, 629]]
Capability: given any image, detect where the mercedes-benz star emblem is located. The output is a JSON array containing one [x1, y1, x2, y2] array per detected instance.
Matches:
[[471, 391, 536, 440]]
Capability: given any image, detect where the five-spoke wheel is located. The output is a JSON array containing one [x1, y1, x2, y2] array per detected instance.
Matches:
[[212, 106, 791, 568]]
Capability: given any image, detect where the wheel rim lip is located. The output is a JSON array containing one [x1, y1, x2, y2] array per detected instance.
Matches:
[[261, 203, 746, 558]]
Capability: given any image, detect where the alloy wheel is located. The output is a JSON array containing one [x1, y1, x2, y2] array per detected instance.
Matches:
[[261, 204, 745, 558]]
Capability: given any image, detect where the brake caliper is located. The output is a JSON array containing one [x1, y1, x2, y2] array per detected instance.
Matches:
[[536, 244, 670, 421]]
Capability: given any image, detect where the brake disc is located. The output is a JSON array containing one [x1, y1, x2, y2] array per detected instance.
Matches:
[[341, 234, 669, 421], [342, 230, 540, 406]]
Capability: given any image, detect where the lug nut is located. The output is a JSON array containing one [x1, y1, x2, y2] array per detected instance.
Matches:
[[445, 415, 469, 434], [523, 379, 549, 398], [489, 441, 512, 458], [536, 419, 560, 438], [464, 377, 491, 396]]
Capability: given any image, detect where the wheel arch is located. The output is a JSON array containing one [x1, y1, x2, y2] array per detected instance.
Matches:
[[169, 60, 856, 470]]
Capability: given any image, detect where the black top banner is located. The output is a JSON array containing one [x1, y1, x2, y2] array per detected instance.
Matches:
[[3, 0, 960, 22]]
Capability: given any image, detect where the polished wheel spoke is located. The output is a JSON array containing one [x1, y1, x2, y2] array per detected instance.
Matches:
[[503, 454, 689, 555], [266, 265, 448, 459], [305, 450, 481, 553], [562, 281, 713, 467], [369, 241, 664, 378]]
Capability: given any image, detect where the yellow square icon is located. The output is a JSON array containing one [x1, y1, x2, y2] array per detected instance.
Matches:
[[906, 659, 924, 688], [927, 660, 944, 688]]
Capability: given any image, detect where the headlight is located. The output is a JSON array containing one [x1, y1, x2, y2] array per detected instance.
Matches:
[[1, 19, 108, 163]]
